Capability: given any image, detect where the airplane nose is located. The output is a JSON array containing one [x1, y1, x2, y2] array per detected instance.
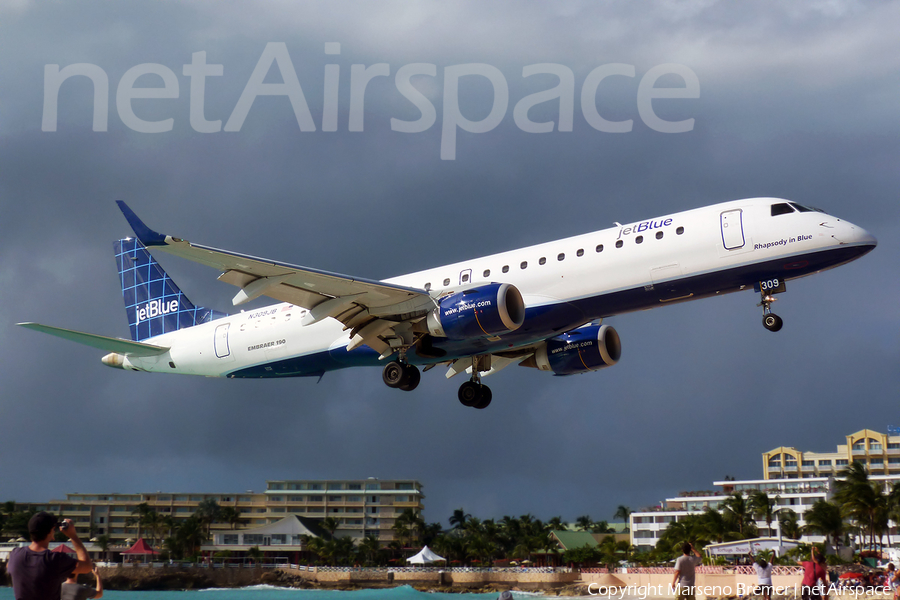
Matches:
[[848, 223, 877, 248]]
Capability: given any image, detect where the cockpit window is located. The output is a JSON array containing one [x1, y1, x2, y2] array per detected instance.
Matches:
[[789, 202, 813, 213], [771, 203, 795, 216]]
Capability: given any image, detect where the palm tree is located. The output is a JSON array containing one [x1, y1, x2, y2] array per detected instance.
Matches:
[[614, 506, 632, 530], [128, 503, 154, 539], [803, 500, 844, 549], [358, 534, 382, 566], [748, 491, 776, 536], [321, 516, 340, 539], [194, 499, 221, 540], [219, 506, 243, 530], [449, 508, 471, 530], [699, 506, 734, 543], [722, 493, 756, 538], [777, 508, 801, 540], [832, 462, 897, 549], [96, 534, 112, 562], [575, 515, 594, 531], [175, 517, 206, 560], [546, 516, 567, 531]]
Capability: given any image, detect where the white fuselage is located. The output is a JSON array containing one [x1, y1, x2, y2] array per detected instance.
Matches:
[[119, 198, 876, 378]]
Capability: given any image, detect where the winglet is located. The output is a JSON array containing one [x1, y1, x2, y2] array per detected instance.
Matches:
[[116, 200, 167, 246]]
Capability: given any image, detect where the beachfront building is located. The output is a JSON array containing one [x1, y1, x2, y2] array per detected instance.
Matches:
[[763, 428, 900, 480], [630, 428, 900, 551], [4, 477, 423, 547]]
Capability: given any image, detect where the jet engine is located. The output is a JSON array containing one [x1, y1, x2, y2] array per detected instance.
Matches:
[[426, 283, 525, 340], [521, 324, 621, 375]]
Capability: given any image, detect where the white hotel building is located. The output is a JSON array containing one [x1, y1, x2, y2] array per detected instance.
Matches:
[[630, 428, 900, 551]]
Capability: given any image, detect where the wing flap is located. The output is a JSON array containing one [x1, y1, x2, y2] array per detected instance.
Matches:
[[18, 323, 169, 357]]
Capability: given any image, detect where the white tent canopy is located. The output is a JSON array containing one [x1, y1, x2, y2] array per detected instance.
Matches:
[[406, 546, 446, 564]]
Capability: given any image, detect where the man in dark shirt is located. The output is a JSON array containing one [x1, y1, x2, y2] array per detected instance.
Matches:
[[8, 512, 93, 600]]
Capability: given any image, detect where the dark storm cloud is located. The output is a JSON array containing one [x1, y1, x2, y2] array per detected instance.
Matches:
[[1, 0, 898, 526]]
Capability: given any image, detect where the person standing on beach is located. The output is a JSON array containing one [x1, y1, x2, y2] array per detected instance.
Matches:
[[749, 550, 774, 600], [672, 542, 703, 600], [61, 566, 103, 600], [799, 546, 828, 600], [8, 512, 93, 600]]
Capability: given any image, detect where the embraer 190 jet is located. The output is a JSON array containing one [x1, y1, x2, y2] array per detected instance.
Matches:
[[20, 198, 876, 409]]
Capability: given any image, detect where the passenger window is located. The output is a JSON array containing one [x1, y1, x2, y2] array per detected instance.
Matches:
[[483, 269, 490, 278], [676, 226, 684, 235], [461, 273, 469, 283], [656, 231, 664, 239], [635, 236, 643, 244], [442, 278, 450, 286], [771, 203, 795, 216], [502, 265, 509, 273], [615, 240, 623, 248], [577, 249, 584, 257], [596, 244, 604, 253], [520, 261, 527, 269], [557, 253, 565, 261], [424, 283, 431, 291], [539, 257, 546, 265]]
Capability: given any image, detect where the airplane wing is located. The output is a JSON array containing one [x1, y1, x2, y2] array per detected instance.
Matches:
[[117, 201, 436, 356], [17, 323, 169, 356]]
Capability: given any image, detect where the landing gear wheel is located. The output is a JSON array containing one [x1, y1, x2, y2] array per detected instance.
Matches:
[[458, 381, 481, 407], [473, 386, 492, 409], [763, 313, 783, 332], [398, 365, 420, 392], [382, 361, 405, 388]]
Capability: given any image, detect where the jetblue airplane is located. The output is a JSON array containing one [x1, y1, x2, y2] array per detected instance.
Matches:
[[19, 198, 876, 409]]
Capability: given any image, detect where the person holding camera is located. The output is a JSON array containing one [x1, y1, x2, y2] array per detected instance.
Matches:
[[8, 512, 93, 600]]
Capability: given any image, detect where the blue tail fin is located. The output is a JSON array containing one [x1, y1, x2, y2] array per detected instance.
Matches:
[[115, 238, 227, 342]]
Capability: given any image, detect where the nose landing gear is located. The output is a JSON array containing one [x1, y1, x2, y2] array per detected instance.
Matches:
[[758, 291, 783, 332]]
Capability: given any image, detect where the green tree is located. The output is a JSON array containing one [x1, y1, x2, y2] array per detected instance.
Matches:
[[195, 499, 221, 540], [449, 508, 471, 530], [722, 493, 757, 538], [219, 506, 244, 530], [748, 491, 777, 537], [358, 534, 383, 566], [777, 508, 801, 540], [614, 506, 631, 530], [803, 500, 844, 549], [321, 516, 340, 539]]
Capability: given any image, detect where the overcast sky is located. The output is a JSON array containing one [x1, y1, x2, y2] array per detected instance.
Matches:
[[1, 0, 898, 528]]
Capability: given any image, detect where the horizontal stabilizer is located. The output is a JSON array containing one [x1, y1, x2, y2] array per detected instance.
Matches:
[[18, 323, 169, 357]]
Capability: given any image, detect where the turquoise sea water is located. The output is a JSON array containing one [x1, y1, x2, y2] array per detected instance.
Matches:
[[0, 585, 543, 600]]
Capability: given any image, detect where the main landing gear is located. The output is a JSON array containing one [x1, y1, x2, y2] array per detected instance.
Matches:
[[382, 359, 420, 392], [457, 355, 492, 409], [758, 290, 783, 332]]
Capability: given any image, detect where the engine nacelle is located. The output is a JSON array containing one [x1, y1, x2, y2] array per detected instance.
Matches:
[[426, 283, 525, 340], [523, 324, 621, 375]]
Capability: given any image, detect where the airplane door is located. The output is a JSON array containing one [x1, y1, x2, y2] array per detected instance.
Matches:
[[720, 209, 745, 250], [459, 269, 472, 285], [214, 323, 231, 358]]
